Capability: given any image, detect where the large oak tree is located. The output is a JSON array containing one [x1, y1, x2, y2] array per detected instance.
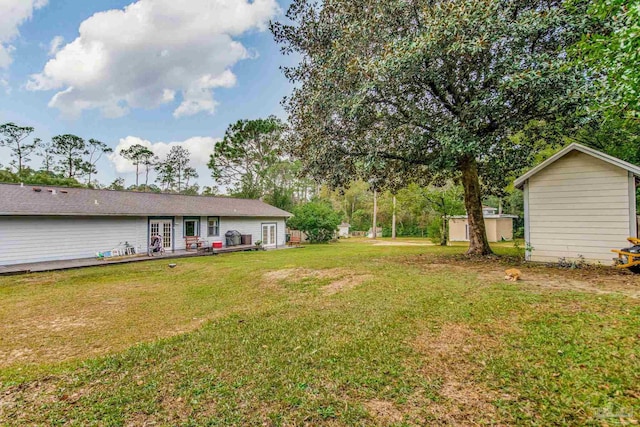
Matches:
[[272, 0, 591, 254]]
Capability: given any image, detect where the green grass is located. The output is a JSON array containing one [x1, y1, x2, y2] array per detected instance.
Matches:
[[0, 239, 638, 425]]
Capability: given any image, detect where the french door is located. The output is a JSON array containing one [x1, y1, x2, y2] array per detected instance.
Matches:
[[150, 220, 173, 249], [262, 223, 277, 247]]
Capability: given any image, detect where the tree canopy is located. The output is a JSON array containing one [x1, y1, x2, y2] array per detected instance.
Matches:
[[208, 117, 286, 199], [576, 0, 640, 118], [273, 0, 591, 254], [120, 144, 155, 187], [0, 123, 42, 174]]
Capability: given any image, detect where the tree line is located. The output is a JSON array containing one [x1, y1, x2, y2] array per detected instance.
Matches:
[[0, 123, 202, 194], [0, 123, 112, 188]]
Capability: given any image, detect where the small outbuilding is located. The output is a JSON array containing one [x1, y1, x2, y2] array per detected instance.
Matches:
[[338, 222, 350, 238], [449, 206, 517, 243], [515, 143, 639, 264]]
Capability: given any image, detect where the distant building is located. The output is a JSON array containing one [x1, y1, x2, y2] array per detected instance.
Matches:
[[449, 206, 517, 243], [367, 227, 383, 238], [338, 222, 350, 238]]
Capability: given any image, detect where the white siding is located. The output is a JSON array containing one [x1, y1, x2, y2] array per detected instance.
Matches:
[[217, 217, 287, 248], [0, 216, 147, 266], [528, 151, 632, 264]]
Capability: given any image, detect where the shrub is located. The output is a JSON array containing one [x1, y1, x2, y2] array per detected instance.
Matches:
[[287, 201, 342, 243]]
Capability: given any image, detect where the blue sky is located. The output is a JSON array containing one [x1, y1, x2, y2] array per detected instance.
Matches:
[[0, 0, 295, 188]]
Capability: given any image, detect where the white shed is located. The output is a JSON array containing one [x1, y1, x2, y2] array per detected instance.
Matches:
[[338, 222, 350, 238], [515, 143, 639, 264], [449, 206, 517, 242]]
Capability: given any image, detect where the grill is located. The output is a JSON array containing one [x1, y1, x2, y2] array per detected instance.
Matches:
[[225, 230, 242, 246]]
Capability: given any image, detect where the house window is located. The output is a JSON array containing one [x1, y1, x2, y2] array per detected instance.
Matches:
[[184, 218, 199, 237], [207, 217, 220, 236]]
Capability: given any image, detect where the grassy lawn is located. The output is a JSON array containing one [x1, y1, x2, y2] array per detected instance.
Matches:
[[1, 239, 639, 425]]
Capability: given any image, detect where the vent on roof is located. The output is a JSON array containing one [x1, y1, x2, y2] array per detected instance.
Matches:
[[60, 190, 68, 194], [48, 189, 57, 195], [33, 187, 41, 192], [94, 199, 99, 205]]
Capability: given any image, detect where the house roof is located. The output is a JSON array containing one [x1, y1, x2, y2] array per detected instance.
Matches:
[[0, 183, 293, 218], [514, 143, 640, 189]]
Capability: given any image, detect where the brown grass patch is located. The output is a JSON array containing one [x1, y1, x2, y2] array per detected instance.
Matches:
[[411, 323, 505, 425], [262, 268, 373, 295], [399, 256, 640, 299], [364, 399, 404, 424]]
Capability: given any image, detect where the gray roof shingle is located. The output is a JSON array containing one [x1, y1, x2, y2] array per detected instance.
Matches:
[[0, 183, 292, 218]]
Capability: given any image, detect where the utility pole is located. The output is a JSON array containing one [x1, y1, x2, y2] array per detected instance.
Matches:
[[372, 189, 378, 239], [392, 195, 397, 239]]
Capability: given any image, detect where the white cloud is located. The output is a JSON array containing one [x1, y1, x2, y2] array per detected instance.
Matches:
[[0, 78, 10, 94], [109, 135, 220, 185], [0, 0, 48, 68], [48, 35, 64, 56], [27, 0, 280, 118]]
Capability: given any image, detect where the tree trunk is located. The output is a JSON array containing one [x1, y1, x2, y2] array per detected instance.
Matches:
[[135, 162, 139, 187], [391, 195, 397, 239], [460, 156, 492, 255]]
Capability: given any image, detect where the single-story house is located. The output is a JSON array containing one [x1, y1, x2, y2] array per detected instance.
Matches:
[[0, 183, 292, 266], [515, 143, 639, 264], [338, 222, 350, 238], [449, 206, 517, 242]]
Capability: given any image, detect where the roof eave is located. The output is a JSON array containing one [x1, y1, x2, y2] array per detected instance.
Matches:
[[514, 143, 640, 189]]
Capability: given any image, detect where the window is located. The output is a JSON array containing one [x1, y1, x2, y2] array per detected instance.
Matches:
[[184, 218, 199, 237], [207, 217, 220, 236]]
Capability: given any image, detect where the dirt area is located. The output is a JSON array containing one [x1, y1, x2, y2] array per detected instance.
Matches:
[[399, 255, 640, 299], [262, 268, 373, 295]]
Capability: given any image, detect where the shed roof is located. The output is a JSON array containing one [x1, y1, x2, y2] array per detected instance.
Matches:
[[0, 183, 292, 218], [514, 143, 640, 189]]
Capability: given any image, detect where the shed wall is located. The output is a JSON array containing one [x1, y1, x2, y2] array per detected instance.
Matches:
[[449, 218, 468, 242], [0, 216, 147, 266], [485, 219, 498, 242], [527, 151, 632, 264], [496, 218, 514, 241], [448, 218, 514, 242]]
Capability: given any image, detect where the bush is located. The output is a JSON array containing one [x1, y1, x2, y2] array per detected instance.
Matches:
[[287, 201, 342, 243]]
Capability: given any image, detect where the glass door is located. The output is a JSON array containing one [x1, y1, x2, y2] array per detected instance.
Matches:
[[262, 223, 277, 247], [150, 220, 173, 249]]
